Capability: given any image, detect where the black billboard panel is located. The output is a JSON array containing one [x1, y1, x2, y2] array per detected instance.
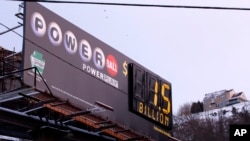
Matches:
[[23, 2, 172, 140]]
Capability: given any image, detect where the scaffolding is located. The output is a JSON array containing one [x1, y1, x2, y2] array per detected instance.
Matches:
[[0, 47, 22, 92]]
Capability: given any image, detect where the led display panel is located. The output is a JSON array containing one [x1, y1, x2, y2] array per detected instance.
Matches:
[[129, 64, 172, 129]]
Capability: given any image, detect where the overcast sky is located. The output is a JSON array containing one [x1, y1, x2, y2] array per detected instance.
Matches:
[[1, 0, 250, 114]]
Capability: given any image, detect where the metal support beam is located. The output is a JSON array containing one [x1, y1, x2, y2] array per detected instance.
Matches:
[[50, 101, 68, 107], [19, 92, 40, 101], [20, 98, 57, 113], [99, 124, 117, 130], [58, 110, 91, 122], [114, 129, 130, 133], [0, 106, 41, 129], [15, 13, 24, 20], [95, 101, 114, 111], [67, 110, 91, 118], [22, 106, 44, 114], [95, 120, 111, 125]]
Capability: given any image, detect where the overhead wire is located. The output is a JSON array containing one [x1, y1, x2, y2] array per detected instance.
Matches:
[[0, 23, 23, 40], [10, 0, 250, 11], [0, 23, 22, 35]]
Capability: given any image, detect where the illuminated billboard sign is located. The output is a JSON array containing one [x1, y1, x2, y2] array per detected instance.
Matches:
[[23, 2, 172, 140]]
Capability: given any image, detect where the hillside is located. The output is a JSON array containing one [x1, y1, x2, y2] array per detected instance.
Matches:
[[173, 101, 250, 141]]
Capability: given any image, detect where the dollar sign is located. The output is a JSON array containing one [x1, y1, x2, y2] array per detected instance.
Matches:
[[123, 61, 128, 76]]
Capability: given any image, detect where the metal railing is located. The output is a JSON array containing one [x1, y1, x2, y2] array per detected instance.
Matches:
[[0, 67, 52, 95]]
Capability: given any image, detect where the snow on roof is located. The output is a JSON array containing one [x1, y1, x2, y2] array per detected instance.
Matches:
[[197, 101, 250, 119], [204, 89, 228, 100]]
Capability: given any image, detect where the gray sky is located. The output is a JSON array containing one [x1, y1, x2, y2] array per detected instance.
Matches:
[[1, 0, 250, 114]]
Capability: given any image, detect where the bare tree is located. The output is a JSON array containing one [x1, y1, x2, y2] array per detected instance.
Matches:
[[173, 103, 250, 141], [177, 102, 192, 116]]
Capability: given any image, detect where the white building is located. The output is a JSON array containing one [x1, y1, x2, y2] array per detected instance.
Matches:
[[203, 89, 248, 111]]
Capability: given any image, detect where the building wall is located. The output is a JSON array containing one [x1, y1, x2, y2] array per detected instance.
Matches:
[[203, 89, 248, 111], [215, 90, 234, 108]]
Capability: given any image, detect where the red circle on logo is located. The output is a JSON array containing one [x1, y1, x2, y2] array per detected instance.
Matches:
[[106, 55, 118, 77]]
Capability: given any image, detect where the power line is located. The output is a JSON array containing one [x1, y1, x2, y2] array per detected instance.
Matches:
[[0, 24, 22, 35], [0, 23, 23, 37], [11, 0, 250, 11]]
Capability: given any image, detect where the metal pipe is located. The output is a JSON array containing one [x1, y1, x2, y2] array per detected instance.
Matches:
[[0, 67, 53, 95], [0, 106, 115, 140]]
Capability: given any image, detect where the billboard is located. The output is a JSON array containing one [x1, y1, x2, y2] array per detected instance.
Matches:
[[23, 2, 172, 140]]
